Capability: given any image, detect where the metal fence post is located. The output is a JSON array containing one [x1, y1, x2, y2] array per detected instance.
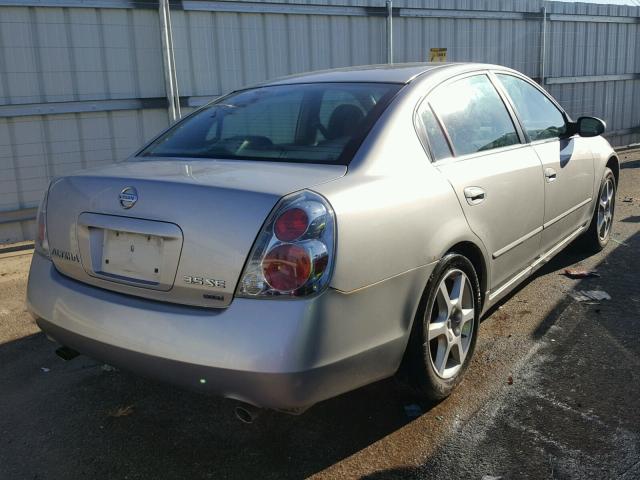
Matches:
[[386, 0, 393, 64], [159, 0, 181, 123], [540, 6, 547, 87]]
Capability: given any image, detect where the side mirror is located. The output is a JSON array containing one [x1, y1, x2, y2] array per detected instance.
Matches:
[[576, 116, 606, 137]]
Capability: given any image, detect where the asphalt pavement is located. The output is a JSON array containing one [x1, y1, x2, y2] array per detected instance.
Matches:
[[0, 151, 638, 480]]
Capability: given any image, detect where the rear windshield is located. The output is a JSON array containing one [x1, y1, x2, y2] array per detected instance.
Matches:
[[137, 82, 401, 165]]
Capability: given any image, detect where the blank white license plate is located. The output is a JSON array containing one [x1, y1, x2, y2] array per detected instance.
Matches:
[[101, 230, 164, 282]]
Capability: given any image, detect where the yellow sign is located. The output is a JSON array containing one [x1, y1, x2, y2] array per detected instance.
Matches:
[[429, 48, 447, 62]]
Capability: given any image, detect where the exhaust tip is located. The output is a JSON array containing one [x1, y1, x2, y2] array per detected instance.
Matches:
[[55, 346, 79, 361], [234, 405, 259, 424]]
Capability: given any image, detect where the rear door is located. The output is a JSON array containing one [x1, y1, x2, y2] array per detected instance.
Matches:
[[419, 73, 545, 292], [494, 72, 594, 254]]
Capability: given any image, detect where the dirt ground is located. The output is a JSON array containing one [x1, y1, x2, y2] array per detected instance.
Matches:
[[0, 152, 639, 479]]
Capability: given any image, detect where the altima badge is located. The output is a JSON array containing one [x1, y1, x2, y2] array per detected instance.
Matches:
[[119, 186, 138, 209]]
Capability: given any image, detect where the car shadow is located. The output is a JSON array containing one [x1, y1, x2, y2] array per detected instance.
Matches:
[[1, 229, 636, 480], [620, 159, 640, 169], [0, 329, 418, 480], [405, 229, 640, 480]]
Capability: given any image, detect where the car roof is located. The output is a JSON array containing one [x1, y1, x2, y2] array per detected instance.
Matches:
[[262, 62, 504, 86]]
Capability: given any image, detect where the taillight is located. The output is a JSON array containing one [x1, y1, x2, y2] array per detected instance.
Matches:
[[35, 188, 50, 258], [237, 190, 335, 298], [274, 208, 308, 241]]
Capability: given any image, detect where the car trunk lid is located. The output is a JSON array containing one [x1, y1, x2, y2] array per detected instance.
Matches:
[[46, 159, 346, 307]]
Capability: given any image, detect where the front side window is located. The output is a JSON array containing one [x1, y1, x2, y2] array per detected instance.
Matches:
[[430, 74, 520, 156], [497, 74, 567, 141], [138, 83, 401, 165]]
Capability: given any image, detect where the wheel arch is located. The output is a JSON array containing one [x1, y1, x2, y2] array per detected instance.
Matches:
[[447, 241, 489, 311], [398, 242, 486, 397], [606, 155, 619, 186]]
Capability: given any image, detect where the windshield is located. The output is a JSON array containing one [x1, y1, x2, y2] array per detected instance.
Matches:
[[137, 82, 401, 165]]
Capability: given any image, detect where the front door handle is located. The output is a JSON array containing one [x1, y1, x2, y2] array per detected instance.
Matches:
[[463, 186, 486, 205], [544, 167, 557, 182]]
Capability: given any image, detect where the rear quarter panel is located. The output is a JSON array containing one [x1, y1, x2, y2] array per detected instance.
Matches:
[[315, 166, 480, 294], [313, 80, 490, 295]]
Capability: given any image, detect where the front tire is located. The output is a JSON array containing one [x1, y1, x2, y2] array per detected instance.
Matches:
[[581, 167, 616, 252], [405, 253, 481, 402]]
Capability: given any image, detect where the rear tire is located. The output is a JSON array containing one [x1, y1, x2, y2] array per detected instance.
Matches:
[[581, 167, 616, 252], [405, 253, 481, 402]]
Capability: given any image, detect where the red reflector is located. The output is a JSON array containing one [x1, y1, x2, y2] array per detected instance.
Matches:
[[274, 208, 308, 242], [37, 209, 46, 244], [37, 221, 45, 244], [262, 244, 311, 292]]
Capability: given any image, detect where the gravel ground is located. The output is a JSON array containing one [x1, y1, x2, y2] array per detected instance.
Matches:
[[0, 152, 638, 480]]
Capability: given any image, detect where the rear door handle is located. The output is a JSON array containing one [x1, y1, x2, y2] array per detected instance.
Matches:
[[544, 167, 557, 182], [463, 186, 486, 205]]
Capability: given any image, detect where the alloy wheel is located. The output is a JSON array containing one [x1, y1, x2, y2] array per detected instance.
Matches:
[[597, 177, 615, 242], [426, 269, 475, 379]]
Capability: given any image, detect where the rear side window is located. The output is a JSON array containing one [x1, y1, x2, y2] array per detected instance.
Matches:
[[419, 104, 452, 161], [497, 74, 567, 141], [138, 82, 401, 165], [430, 75, 520, 156]]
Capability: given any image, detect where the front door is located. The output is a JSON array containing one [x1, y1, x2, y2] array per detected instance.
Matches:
[[533, 138, 594, 252], [494, 73, 595, 254]]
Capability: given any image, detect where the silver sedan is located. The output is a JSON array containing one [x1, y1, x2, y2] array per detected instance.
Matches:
[[27, 63, 618, 413]]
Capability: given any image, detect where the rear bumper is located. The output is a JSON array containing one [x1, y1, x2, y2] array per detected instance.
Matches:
[[27, 253, 433, 410], [35, 317, 394, 412]]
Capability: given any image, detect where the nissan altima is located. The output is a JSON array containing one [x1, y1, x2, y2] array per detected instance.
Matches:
[[27, 63, 618, 413]]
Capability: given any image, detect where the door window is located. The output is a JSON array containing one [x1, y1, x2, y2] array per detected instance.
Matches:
[[430, 75, 520, 156], [497, 74, 567, 141], [419, 104, 452, 161]]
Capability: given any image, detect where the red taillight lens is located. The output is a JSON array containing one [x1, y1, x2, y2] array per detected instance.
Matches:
[[274, 208, 308, 241], [37, 220, 46, 245], [262, 244, 311, 291], [35, 188, 50, 258]]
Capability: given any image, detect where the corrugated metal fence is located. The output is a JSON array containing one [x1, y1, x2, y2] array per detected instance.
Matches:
[[1, 0, 639, 242]]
